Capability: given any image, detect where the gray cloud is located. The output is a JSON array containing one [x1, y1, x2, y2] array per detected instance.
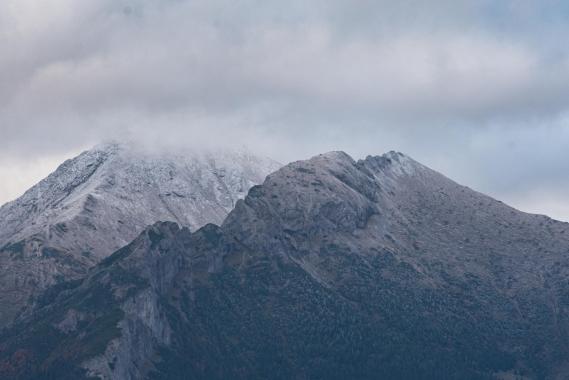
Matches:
[[1, 0, 569, 220]]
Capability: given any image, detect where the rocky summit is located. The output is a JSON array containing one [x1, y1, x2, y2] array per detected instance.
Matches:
[[0, 143, 280, 328], [2, 151, 569, 380]]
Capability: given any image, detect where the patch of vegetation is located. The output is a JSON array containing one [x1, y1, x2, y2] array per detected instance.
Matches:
[[147, 246, 538, 380], [0, 259, 151, 379], [2, 240, 25, 259]]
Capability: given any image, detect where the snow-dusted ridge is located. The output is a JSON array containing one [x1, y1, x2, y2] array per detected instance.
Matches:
[[0, 142, 280, 327]]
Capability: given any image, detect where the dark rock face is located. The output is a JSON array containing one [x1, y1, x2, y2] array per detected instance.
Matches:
[[2, 151, 569, 380]]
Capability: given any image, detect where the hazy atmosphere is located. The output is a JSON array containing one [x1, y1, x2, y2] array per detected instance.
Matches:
[[2, 0, 569, 220]]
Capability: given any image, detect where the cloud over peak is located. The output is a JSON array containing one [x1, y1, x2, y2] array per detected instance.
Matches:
[[1, 0, 569, 219]]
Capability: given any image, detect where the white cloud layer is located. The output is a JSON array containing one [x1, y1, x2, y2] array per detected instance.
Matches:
[[1, 0, 569, 219]]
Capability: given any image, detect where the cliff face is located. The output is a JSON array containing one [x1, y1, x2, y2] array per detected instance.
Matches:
[[0, 143, 280, 327], [2, 151, 569, 380]]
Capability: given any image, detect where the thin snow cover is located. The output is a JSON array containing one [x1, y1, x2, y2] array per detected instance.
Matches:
[[0, 141, 280, 326], [0, 142, 281, 259], [382, 151, 417, 177]]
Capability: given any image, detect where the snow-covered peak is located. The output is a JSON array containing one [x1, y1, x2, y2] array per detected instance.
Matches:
[[0, 143, 280, 255], [0, 142, 280, 326], [358, 151, 422, 179], [380, 151, 418, 176]]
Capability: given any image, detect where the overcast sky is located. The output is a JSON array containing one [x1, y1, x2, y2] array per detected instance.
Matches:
[[1, 0, 569, 220]]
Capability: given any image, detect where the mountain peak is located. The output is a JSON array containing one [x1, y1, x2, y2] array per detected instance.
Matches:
[[0, 143, 280, 327], [314, 150, 354, 161], [4, 148, 569, 379], [359, 150, 421, 178]]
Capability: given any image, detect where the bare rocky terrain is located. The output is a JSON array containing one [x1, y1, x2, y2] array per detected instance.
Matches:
[[2, 150, 569, 379], [0, 143, 280, 327]]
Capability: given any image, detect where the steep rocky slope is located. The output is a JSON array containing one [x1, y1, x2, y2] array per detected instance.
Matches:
[[0, 143, 280, 327], [2, 151, 569, 379]]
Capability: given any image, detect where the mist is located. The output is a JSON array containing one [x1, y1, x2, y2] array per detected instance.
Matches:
[[1, 0, 569, 220]]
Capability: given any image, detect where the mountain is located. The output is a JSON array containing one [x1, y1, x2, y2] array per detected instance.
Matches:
[[2, 151, 569, 379], [0, 143, 280, 327]]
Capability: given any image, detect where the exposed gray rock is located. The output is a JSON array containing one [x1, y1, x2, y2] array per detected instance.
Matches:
[[0, 143, 280, 327], [2, 150, 569, 379]]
